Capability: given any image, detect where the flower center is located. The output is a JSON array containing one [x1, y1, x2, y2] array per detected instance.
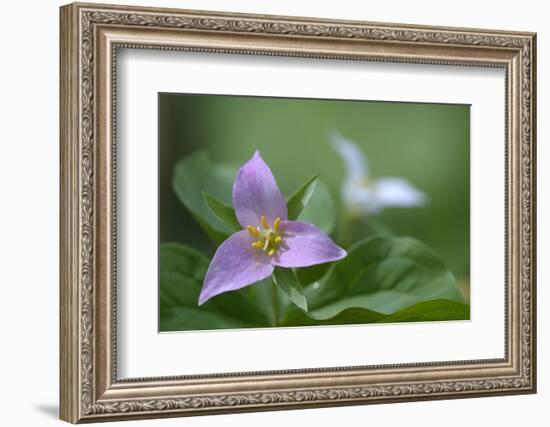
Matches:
[[247, 215, 283, 257], [360, 176, 370, 188]]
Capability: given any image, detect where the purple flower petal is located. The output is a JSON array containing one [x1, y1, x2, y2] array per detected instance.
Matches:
[[199, 230, 274, 305], [272, 220, 347, 268], [232, 151, 287, 228]]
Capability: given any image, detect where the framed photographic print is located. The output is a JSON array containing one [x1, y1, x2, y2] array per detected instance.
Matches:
[[59, 2, 537, 423]]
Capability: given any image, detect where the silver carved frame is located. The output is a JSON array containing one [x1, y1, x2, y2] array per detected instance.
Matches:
[[59, 2, 537, 423]]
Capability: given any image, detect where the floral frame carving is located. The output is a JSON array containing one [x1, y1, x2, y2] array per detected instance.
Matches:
[[60, 2, 537, 423]]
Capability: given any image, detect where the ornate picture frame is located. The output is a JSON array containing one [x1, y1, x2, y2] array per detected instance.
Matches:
[[60, 2, 536, 423]]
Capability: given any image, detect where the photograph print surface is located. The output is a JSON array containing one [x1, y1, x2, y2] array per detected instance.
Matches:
[[158, 93, 470, 332]]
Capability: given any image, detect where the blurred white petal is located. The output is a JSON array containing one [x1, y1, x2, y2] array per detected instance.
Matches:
[[342, 180, 373, 214], [328, 130, 368, 180], [372, 177, 427, 209], [329, 130, 427, 216]]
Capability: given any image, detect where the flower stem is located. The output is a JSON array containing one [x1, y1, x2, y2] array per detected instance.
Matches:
[[271, 280, 280, 327]]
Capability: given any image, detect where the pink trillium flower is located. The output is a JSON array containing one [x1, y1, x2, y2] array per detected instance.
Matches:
[[199, 152, 347, 305]]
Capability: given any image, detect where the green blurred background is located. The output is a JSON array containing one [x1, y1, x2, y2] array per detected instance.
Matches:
[[159, 94, 470, 285]]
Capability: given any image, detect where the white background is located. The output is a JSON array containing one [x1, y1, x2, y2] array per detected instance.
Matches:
[[118, 50, 504, 377], [0, 0, 546, 426]]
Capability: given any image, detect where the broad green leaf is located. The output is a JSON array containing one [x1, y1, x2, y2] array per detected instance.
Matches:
[[338, 213, 395, 248], [295, 263, 331, 287], [172, 151, 237, 243], [159, 243, 273, 331], [380, 299, 469, 323], [272, 268, 308, 311], [281, 299, 469, 327], [286, 174, 318, 220], [282, 306, 383, 326], [202, 192, 241, 232], [299, 179, 336, 234], [286, 236, 466, 322]]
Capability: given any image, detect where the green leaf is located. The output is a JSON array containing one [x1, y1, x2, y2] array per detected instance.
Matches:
[[282, 306, 383, 326], [172, 151, 237, 243], [295, 263, 331, 287], [299, 179, 336, 234], [338, 215, 395, 248], [272, 268, 308, 311], [159, 242, 273, 331], [202, 192, 241, 232], [286, 174, 318, 220], [281, 236, 467, 325], [380, 299, 470, 323], [281, 299, 469, 327]]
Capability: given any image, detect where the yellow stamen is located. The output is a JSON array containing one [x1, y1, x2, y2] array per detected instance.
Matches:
[[249, 213, 284, 257], [247, 225, 260, 237]]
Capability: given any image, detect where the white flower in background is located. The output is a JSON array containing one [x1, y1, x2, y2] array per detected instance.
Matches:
[[329, 130, 427, 216]]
